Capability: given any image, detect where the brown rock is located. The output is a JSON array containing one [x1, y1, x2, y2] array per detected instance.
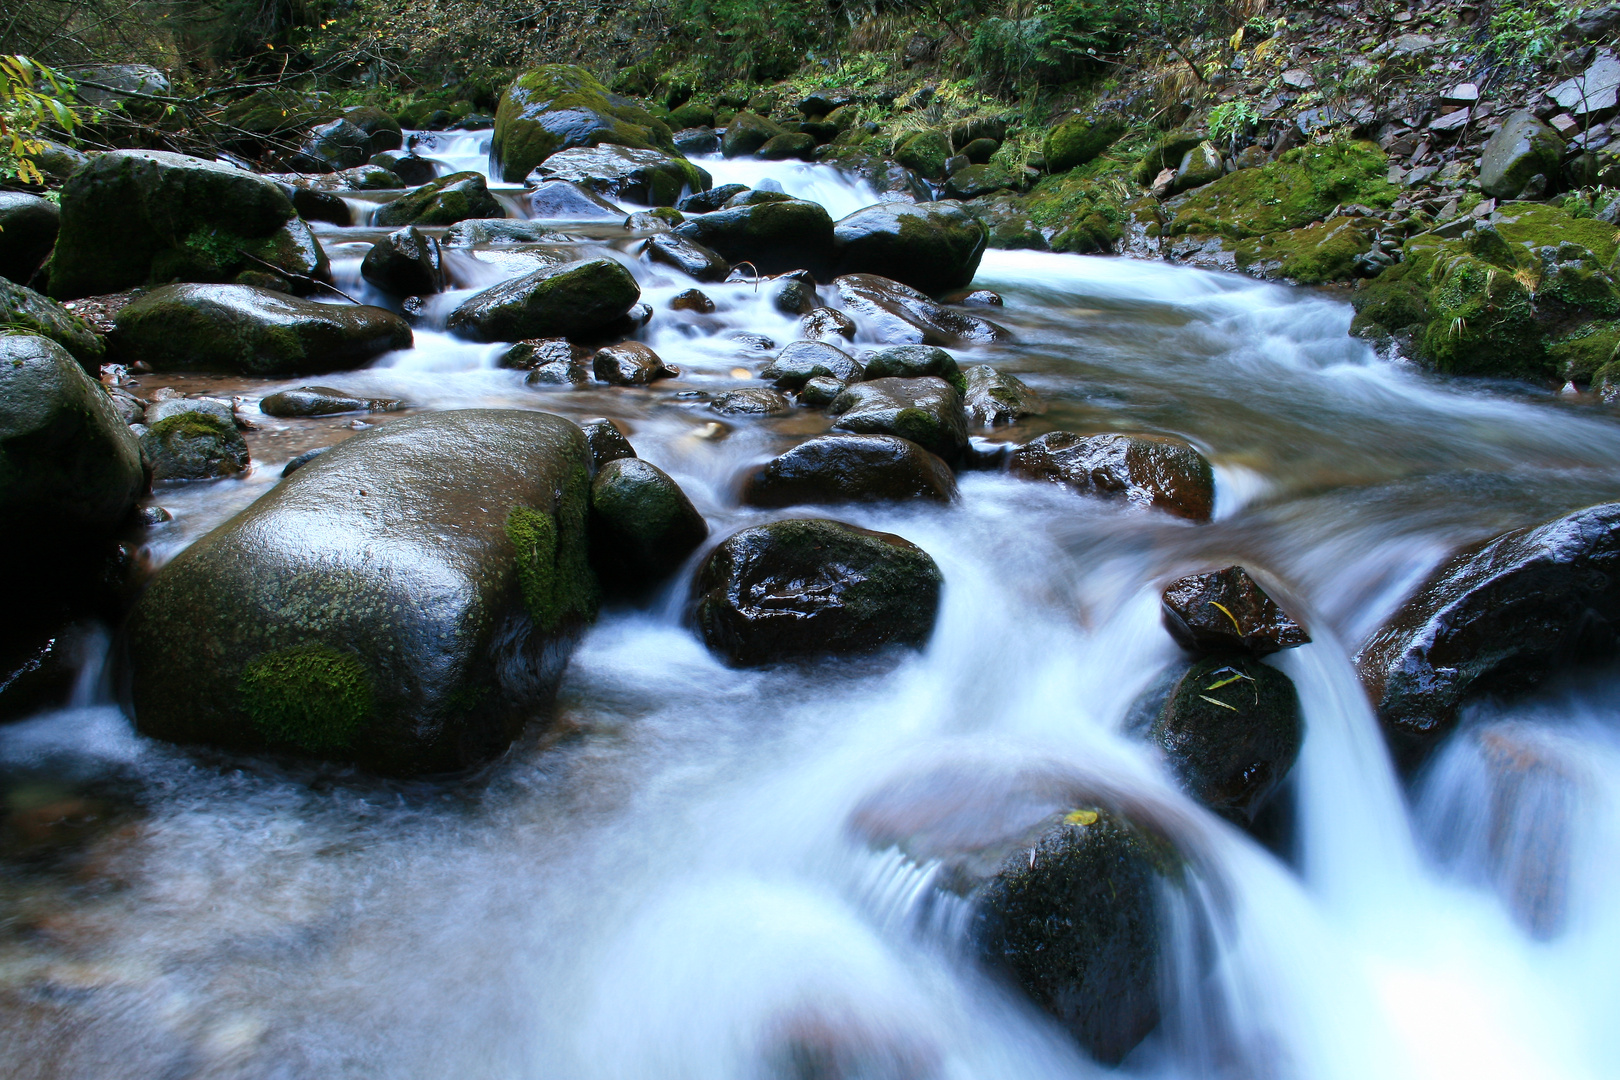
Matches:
[[1161, 566, 1310, 656], [1008, 432, 1215, 521]]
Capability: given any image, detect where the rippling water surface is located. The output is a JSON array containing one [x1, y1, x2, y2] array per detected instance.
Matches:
[[3, 137, 1619, 1080]]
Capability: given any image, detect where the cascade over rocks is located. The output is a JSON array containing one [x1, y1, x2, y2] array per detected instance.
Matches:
[[761, 340, 864, 388], [672, 199, 836, 276], [112, 284, 412, 376], [1355, 502, 1620, 768], [447, 258, 640, 342], [834, 274, 1008, 346], [692, 518, 943, 667], [527, 145, 710, 207], [0, 280, 105, 369], [0, 193, 59, 285], [361, 226, 446, 296], [742, 434, 957, 507], [962, 365, 1043, 427], [1008, 431, 1215, 521], [374, 172, 503, 227], [828, 376, 970, 463], [832, 202, 988, 295], [589, 457, 708, 592], [491, 64, 676, 182], [128, 410, 598, 775], [48, 150, 329, 300], [1161, 566, 1311, 656]]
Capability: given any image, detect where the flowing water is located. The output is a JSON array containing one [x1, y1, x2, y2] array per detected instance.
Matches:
[[4, 144, 1620, 1080]]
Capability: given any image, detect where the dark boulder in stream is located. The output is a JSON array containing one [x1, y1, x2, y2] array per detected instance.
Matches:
[[112, 284, 412, 375], [1008, 432, 1216, 522], [128, 409, 598, 775], [672, 199, 836, 277], [761, 340, 863, 389], [742, 434, 957, 507], [692, 519, 943, 667], [48, 149, 329, 300], [373, 172, 503, 228], [580, 418, 637, 472], [834, 274, 1008, 346], [1161, 566, 1311, 656], [962, 365, 1043, 427], [644, 233, 731, 282], [589, 458, 709, 592], [0, 192, 59, 285], [0, 279, 105, 369], [828, 376, 970, 463], [1355, 502, 1620, 768], [140, 409, 250, 482], [833, 202, 988, 295], [490, 64, 676, 183], [528, 145, 710, 207], [260, 386, 404, 417], [710, 388, 792, 416], [447, 258, 641, 343], [593, 341, 678, 385], [862, 345, 962, 387], [677, 184, 747, 213], [526, 180, 625, 219], [361, 226, 446, 296]]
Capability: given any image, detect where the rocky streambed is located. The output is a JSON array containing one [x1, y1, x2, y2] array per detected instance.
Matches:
[[3, 134, 1620, 1080]]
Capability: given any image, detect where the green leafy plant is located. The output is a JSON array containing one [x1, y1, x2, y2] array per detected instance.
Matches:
[[1207, 98, 1258, 149], [1485, 1, 1576, 68], [0, 55, 81, 185]]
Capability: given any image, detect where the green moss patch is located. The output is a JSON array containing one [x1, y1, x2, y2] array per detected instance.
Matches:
[[1232, 216, 1377, 285], [239, 644, 373, 753], [1168, 141, 1396, 240], [505, 467, 596, 631]]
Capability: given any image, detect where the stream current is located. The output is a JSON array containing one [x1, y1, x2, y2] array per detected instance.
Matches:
[[3, 131, 1620, 1080]]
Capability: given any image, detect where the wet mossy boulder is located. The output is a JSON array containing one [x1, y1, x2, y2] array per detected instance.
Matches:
[[673, 199, 836, 276], [721, 111, 786, 158], [742, 433, 957, 507], [492, 64, 676, 182], [962, 365, 1044, 427], [0, 193, 59, 285], [832, 202, 988, 295], [447, 258, 640, 342], [1044, 112, 1125, 174], [111, 284, 412, 376], [828, 376, 970, 463], [128, 409, 598, 775], [964, 194, 1050, 252], [711, 387, 791, 415], [834, 274, 1008, 346], [360, 226, 446, 296], [1355, 501, 1620, 769], [758, 132, 817, 161], [296, 118, 371, 172], [140, 409, 249, 482], [1133, 131, 1208, 187], [581, 417, 637, 471], [1166, 142, 1396, 241], [1479, 111, 1564, 200], [589, 457, 708, 592], [1009, 431, 1215, 521], [677, 184, 749, 213], [1231, 216, 1379, 285], [692, 518, 943, 667], [862, 345, 962, 389], [374, 172, 503, 228], [799, 305, 856, 342], [0, 280, 105, 369], [529, 145, 710, 207], [1171, 140, 1225, 193], [895, 130, 952, 181], [48, 150, 329, 300], [761, 340, 864, 388], [943, 164, 1018, 201], [341, 106, 404, 154]]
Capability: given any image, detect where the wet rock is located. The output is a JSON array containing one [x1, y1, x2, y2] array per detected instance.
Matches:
[[944, 164, 1019, 201], [277, 182, 352, 226], [0, 279, 105, 369], [963, 194, 1048, 252], [140, 409, 250, 481], [960, 137, 1000, 164], [673, 199, 836, 276], [1008, 432, 1215, 521], [360, 226, 446, 296], [341, 106, 404, 154], [370, 150, 437, 185], [297, 119, 370, 172], [145, 395, 236, 428], [835, 274, 1008, 347], [799, 306, 856, 342], [771, 275, 817, 315], [593, 340, 678, 385], [722, 112, 786, 158], [525, 179, 624, 218], [447, 258, 640, 342], [374, 171, 503, 228], [677, 184, 748, 213], [724, 188, 795, 209], [1161, 566, 1310, 656], [29, 138, 88, 183], [444, 218, 568, 246], [673, 127, 721, 155], [692, 518, 943, 666], [260, 386, 404, 417], [1044, 112, 1125, 173], [962, 365, 1043, 427], [581, 417, 637, 472], [589, 457, 708, 591], [1479, 111, 1565, 200], [895, 130, 951, 180], [644, 233, 731, 282], [833, 203, 988, 295], [761, 340, 864, 388], [828, 376, 969, 463], [528, 144, 710, 207], [129, 410, 598, 774], [1355, 502, 1620, 767], [1165, 143, 1394, 244], [670, 288, 716, 313], [281, 447, 327, 476], [48, 149, 328, 300], [742, 434, 956, 507], [0, 192, 59, 285], [862, 345, 960, 386], [491, 64, 676, 182], [759, 132, 816, 160], [1173, 140, 1226, 193], [849, 763, 1175, 1065], [624, 210, 677, 233], [112, 284, 412, 375], [498, 336, 592, 373], [797, 374, 850, 408], [711, 388, 792, 415], [1135, 654, 1304, 822]]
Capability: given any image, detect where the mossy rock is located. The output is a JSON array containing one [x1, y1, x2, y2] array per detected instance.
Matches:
[[895, 130, 952, 181], [588, 457, 708, 592], [127, 409, 597, 775], [673, 199, 836, 276], [374, 171, 503, 228], [1133, 131, 1207, 187], [1232, 216, 1378, 285], [1022, 149, 1140, 254], [1548, 320, 1620, 383], [667, 100, 715, 129], [140, 410, 250, 482], [446, 258, 641, 342], [1044, 113, 1125, 174], [721, 112, 786, 157], [491, 65, 676, 182], [943, 164, 1017, 201], [1418, 253, 1546, 378], [221, 90, 335, 137], [1167, 141, 1396, 240], [0, 279, 104, 369], [530, 145, 710, 207], [832, 201, 987, 294]]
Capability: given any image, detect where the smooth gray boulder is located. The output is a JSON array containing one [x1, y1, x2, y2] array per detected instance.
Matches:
[[833, 202, 989, 294], [447, 258, 641, 342], [1479, 111, 1564, 199]]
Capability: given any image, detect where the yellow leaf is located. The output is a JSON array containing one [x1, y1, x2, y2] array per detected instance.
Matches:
[[1064, 809, 1099, 826], [1208, 600, 1244, 634], [1230, 27, 1244, 51], [1199, 694, 1240, 712]]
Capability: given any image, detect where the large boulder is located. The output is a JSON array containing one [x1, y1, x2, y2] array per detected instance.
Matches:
[[1044, 112, 1125, 173], [692, 519, 943, 667], [360, 226, 446, 296], [529, 145, 710, 207], [447, 258, 640, 342], [894, 130, 951, 180], [1478, 111, 1564, 200], [48, 150, 329, 300], [672, 199, 836, 276], [1355, 502, 1620, 767], [742, 434, 957, 507], [1008, 432, 1215, 521], [127, 410, 598, 774], [721, 112, 786, 158], [589, 457, 708, 592], [828, 376, 970, 463], [111, 284, 412, 376], [0, 279, 105, 369], [491, 64, 676, 183], [833, 202, 988, 295], [760, 340, 864, 388], [296, 118, 371, 172], [526, 180, 625, 218], [862, 344, 961, 386], [0, 193, 59, 285], [962, 365, 1043, 427], [374, 172, 503, 228], [1161, 566, 1310, 656], [835, 274, 1008, 346], [341, 106, 404, 154]]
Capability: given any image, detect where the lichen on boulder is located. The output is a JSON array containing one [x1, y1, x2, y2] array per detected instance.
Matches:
[[491, 65, 677, 182]]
